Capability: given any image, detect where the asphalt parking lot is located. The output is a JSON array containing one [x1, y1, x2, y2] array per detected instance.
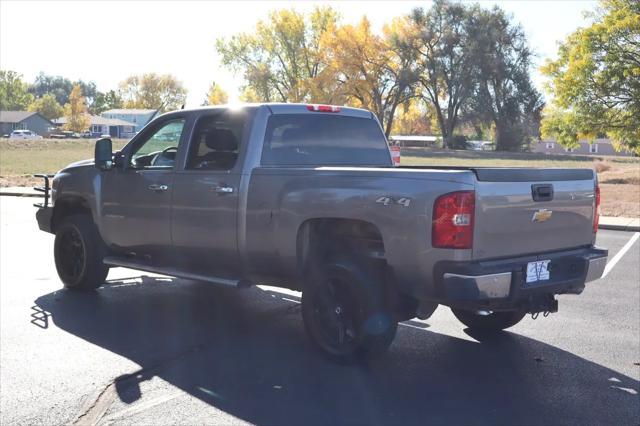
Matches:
[[1, 196, 638, 425]]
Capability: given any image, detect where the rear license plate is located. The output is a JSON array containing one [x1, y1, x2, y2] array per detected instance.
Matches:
[[526, 260, 551, 284]]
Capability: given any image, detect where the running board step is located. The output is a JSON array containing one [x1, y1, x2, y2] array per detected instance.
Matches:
[[103, 256, 251, 288]]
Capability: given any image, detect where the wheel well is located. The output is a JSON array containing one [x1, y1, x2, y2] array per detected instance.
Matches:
[[52, 197, 92, 232], [296, 218, 417, 320], [296, 218, 386, 272]]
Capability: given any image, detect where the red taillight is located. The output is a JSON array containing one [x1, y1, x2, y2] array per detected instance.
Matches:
[[306, 104, 341, 113], [594, 184, 600, 233], [432, 191, 475, 249]]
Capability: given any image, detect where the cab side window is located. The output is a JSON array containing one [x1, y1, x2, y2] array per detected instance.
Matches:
[[187, 111, 246, 171], [130, 119, 185, 169]]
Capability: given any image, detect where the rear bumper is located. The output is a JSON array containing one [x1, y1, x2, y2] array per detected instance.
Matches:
[[433, 246, 608, 311], [36, 207, 53, 234]]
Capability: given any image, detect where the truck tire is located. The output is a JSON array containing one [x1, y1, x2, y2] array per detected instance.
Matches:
[[451, 308, 526, 331], [54, 214, 108, 291], [301, 256, 397, 363]]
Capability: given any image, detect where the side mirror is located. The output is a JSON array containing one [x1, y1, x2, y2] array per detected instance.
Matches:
[[95, 138, 113, 171]]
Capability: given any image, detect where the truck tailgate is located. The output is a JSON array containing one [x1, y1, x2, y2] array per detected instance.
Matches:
[[472, 168, 596, 259]]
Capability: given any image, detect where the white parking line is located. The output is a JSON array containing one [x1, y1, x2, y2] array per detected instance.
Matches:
[[602, 232, 640, 278]]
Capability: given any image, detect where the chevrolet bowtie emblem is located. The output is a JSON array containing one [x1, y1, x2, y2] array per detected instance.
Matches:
[[532, 209, 553, 223]]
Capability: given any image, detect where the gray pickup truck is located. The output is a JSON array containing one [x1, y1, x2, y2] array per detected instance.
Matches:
[[35, 103, 608, 361]]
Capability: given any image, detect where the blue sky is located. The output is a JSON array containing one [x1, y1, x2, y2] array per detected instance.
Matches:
[[0, 0, 598, 105]]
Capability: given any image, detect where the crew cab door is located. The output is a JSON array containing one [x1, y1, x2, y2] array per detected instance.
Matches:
[[170, 109, 250, 276], [99, 116, 187, 261]]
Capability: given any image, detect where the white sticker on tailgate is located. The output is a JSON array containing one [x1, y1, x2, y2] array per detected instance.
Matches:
[[526, 260, 551, 283]]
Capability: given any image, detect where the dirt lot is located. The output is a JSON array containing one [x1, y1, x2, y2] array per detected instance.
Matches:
[[1, 140, 638, 217], [0, 138, 128, 187]]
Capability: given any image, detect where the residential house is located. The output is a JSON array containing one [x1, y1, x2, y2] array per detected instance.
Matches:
[[533, 139, 634, 157], [53, 115, 136, 139], [389, 135, 440, 148], [101, 109, 158, 133], [0, 111, 54, 137]]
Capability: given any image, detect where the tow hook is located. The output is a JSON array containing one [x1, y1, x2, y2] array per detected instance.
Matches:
[[527, 294, 558, 319], [531, 311, 553, 320]]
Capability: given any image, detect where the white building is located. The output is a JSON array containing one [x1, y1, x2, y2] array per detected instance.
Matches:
[[533, 139, 634, 157], [389, 135, 440, 147], [101, 109, 158, 133]]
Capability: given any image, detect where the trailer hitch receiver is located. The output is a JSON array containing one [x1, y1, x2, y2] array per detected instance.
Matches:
[[527, 294, 558, 319]]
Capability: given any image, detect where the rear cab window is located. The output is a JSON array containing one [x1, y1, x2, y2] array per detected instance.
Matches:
[[261, 114, 392, 166]]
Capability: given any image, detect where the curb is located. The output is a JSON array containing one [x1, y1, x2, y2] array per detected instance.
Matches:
[[0, 191, 43, 198], [2, 189, 638, 232], [598, 223, 640, 232]]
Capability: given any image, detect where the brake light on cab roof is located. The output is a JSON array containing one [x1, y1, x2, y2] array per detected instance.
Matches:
[[306, 104, 341, 112]]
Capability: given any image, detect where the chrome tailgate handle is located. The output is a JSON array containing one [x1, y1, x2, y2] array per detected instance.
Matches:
[[531, 184, 554, 202], [148, 184, 169, 192]]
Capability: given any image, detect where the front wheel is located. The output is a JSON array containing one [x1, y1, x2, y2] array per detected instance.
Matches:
[[451, 308, 526, 331], [301, 257, 397, 363], [54, 214, 109, 291]]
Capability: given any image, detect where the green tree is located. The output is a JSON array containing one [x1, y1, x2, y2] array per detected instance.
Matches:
[[119, 73, 187, 112], [29, 73, 99, 109], [0, 70, 34, 110], [541, 0, 640, 153], [29, 72, 72, 105], [203, 81, 229, 105], [89, 92, 108, 115], [63, 84, 90, 132], [90, 89, 124, 114], [405, 1, 476, 148], [28, 93, 64, 120], [216, 7, 340, 103], [104, 90, 123, 110], [540, 106, 593, 149], [466, 5, 543, 151]]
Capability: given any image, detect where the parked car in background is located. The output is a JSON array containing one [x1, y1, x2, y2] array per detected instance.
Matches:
[[9, 129, 43, 140]]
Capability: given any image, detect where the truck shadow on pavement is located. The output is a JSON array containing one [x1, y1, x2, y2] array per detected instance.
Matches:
[[34, 275, 639, 425]]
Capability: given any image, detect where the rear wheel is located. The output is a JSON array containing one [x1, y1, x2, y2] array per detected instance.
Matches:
[[301, 257, 397, 363], [451, 308, 526, 331], [54, 214, 108, 291]]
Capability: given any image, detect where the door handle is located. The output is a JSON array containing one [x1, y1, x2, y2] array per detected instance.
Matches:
[[148, 184, 169, 192], [211, 185, 234, 194]]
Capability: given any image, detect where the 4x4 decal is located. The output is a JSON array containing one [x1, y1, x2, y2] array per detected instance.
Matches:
[[375, 196, 411, 207]]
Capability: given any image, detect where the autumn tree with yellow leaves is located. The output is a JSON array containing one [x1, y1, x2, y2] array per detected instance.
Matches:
[[63, 84, 90, 133], [119, 73, 187, 113], [204, 81, 229, 105], [216, 1, 548, 148], [321, 17, 417, 136], [216, 7, 341, 103], [391, 100, 433, 136]]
